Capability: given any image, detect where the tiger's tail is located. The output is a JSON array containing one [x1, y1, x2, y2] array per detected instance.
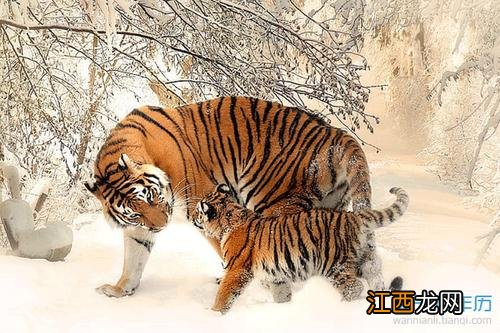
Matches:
[[358, 187, 409, 229]]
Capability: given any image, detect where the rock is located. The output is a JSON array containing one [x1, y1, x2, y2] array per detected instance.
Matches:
[[1, 198, 73, 262], [16, 223, 73, 261]]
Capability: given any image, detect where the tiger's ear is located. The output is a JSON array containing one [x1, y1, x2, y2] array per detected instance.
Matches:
[[84, 180, 98, 194], [216, 184, 231, 194], [201, 201, 217, 220], [118, 154, 138, 171]]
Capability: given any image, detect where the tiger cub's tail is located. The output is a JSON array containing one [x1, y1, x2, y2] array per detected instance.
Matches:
[[359, 187, 409, 229]]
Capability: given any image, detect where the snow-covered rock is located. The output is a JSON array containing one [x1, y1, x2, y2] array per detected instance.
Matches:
[[1, 165, 73, 261], [16, 223, 73, 261], [0, 199, 34, 248]]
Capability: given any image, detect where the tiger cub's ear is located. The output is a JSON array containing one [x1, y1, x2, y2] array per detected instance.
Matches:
[[84, 180, 98, 193], [216, 184, 231, 194], [118, 153, 138, 171], [201, 201, 217, 220]]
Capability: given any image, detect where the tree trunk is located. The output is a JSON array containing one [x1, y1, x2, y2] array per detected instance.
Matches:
[[0, 144, 4, 203], [467, 96, 500, 187], [73, 36, 102, 184]]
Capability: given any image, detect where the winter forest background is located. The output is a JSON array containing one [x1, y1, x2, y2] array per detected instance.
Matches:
[[0, 0, 499, 322], [2, 0, 498, 247]]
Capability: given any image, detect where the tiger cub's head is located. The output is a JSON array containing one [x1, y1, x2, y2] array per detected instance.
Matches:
[[193, 184, 246, 240], [85, 154, 174, 232]]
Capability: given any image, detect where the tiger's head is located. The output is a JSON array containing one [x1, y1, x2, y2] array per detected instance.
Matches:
[[84, 154, 174, 232], [193, 184, 250, 240]]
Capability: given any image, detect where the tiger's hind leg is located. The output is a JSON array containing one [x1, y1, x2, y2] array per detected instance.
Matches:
[[268, 281, 292, 303], [328, 262, 364, 301], [360, 251, 384, 290], [359, 232, 385, 291], [322, 179, 383, 291], [96, 227, 155, 297], [319, 179, 350, 211]]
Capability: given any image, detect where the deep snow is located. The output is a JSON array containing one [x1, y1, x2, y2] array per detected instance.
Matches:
[[1, 152, 498, 333]]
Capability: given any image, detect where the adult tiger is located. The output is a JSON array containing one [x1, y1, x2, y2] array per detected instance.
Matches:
[[85, 96, 379, 298]]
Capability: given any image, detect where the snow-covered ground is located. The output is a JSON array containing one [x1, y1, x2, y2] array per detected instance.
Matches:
[[1, 152, 498, 333]]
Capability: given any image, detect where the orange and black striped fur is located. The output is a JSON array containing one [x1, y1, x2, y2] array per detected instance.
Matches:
[[84, 96, 376, 298], [193, 185, 409, 313]]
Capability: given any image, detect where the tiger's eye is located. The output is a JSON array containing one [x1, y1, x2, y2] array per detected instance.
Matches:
[[129, 212, 141, 219], [206, 206, 217, 220]]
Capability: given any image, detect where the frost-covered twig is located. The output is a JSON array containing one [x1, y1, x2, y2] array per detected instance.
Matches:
[[24, 178, 51, 214], [428, 59, 486, 106], [466, 93, 500, 187], [0, 0, 382, 218], [475, 224, 500, 267]]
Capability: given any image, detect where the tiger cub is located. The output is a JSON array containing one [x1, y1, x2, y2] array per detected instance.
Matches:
[[193, 184, 409, 313]]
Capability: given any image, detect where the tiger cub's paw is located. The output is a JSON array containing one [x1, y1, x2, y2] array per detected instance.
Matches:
[[270, 282, 292, 303], [211, 305, 228, 315], [95, 284, 136, 298]]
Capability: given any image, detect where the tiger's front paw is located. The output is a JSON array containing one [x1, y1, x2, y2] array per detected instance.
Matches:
[[96, 284, 136, 298], [211, 305, 228, 315]]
